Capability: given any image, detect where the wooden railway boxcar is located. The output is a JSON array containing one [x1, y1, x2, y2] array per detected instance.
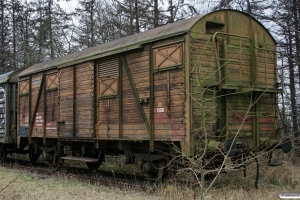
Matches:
[[15, 10, 291, 176], [0, 69, 26, 161]]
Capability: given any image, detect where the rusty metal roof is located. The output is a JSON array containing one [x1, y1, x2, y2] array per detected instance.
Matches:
[[19, 9, 276, 77], [19, 15, 204, 77]]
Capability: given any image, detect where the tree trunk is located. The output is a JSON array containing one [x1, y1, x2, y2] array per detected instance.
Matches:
[[48, 0, 54, 59], [88, 0, 95, 47], [0, 0, 5, 71], [246, 0, 251, 14], [169, 0, 174, 23], [154, 0, 159, 27], [12, 0, 17, 69], [293, 0, 300, 96], [135, 0, 139, 33], [287, 25, 299, 137]]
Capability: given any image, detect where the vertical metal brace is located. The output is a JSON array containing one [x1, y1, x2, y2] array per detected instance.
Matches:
[[251, 33, 259, 150], [73, 66, 76, 137], [252, 93, 259, 151], [118, 56, 123, 142], [223, 94, 228, 141], [223, 39, 228, 85], [239, 37, 242, 85], [12, 84, 16, 140], [43, 72, 47, 145], [185, 34, 192, 156], [28, 76, 32, 144], [167, 71, 170, 109], [149, 45, 154, 151], [213, 37, 222, 88], [93, 60, 97, 139], [5, 84, 10, 138], [253, 34, 258, 87], [121, 55, 152, 151], [264, 47, 267, 88], [89, 62, 94, 137]]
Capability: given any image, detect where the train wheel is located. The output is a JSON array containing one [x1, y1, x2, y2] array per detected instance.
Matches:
[[86, 150, 105, 170], [0, 144, 7, 163], [29, 144, 41, 163]]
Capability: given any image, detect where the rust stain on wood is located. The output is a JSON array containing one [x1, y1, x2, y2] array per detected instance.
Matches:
[[233, 112, 252, 123], [258, 117, 275, 123]]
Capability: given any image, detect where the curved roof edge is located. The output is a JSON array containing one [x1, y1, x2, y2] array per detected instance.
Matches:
[[213, 9, 276, 44], [19, 9, 276, 77], [0, 67, 28, 84], [0, 71, 14, 85]]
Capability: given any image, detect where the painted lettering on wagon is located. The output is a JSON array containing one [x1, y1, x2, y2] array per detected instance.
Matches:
[[24, 112, 56, 129], [24, 112, 44, 127], [154, 107, 167, 113], [32, 77, 41, 86], [0, 87, 5, 134], [156, 107, 165, 113]]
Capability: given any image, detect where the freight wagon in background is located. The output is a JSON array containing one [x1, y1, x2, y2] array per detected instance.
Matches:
[[0, 69, 26, 160], [0, 9, 292, 181]]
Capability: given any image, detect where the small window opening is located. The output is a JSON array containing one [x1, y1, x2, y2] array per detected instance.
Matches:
[[206, 21, 224, 34]]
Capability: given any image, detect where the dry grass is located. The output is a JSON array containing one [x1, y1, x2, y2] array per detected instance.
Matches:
[[0, 167, 160, 200], [157, 149, 300, 200], [0, 149, 299, 200], [203, 161, 300, 200]]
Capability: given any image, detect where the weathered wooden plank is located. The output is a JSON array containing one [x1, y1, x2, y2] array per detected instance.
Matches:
[[126, 60, 149, 70], [122, 82, 150, 90], [125, 50, 149, 59], [154, 90, 185, 98], [97, 129, 119, 137], [125, 55, 149, 65], [98, 124, 119, 129], [123, 118, 143, 124], [122, 124, 146, 130], [122, 129, 148, 135]]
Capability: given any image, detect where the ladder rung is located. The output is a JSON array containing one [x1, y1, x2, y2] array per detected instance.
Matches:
[[219, 58, 241, 63]]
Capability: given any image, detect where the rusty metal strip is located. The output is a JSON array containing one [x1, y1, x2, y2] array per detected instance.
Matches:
[[121, 55, 151, 141]]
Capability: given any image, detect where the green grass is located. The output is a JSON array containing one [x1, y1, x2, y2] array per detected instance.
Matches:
[[1, 149, 299, 200]]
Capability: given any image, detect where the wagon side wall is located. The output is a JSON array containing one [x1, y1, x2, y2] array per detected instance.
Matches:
[[188, 11, 279, 151], [18, 69, 60, 145], [96, 35, 188, 144]]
